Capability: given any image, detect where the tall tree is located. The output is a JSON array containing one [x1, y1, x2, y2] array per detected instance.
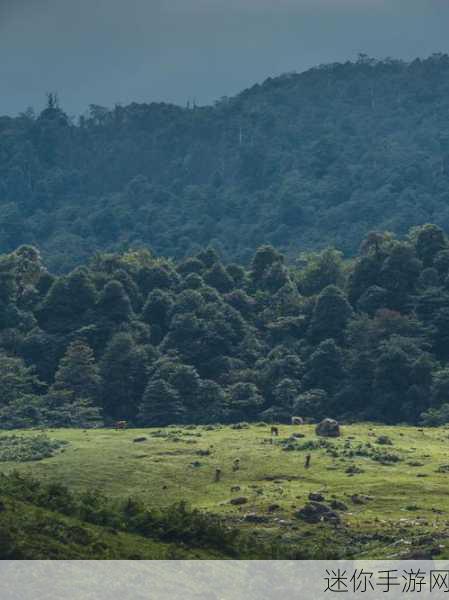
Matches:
[[51, 339, 101, 404], [138, 378, 185, 426], [100, 332, 149, 420]]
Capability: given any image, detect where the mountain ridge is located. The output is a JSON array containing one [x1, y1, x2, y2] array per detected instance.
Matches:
[[2, 53, 449, 271]]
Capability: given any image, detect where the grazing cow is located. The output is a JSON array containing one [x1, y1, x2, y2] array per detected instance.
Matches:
[[291, 416, 304, 426], [271, 426, 279, 437], [305, 453, 311, 469], [232, 458, 240, 472], [214, 468, 222, 482], [114, 420, 127, 430]]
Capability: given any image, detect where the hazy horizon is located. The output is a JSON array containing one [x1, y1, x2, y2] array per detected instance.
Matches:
[[2, 0, 449, 117]]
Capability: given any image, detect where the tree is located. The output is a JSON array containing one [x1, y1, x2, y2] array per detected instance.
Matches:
[[44, 391, 103, 428], [0, 394, 48, 429], [204, 263, 234, 293], [261, 262, 290, 293], [97, 280, 133, 323], [379, 242, 421, 311], [51, 340, 101, 404], [12, 245, 44, 302], [100, 333, 149, 421], [371, 337, 432, 423], [413, 224, 447, 267], [0, 353, 43, 407], [293, 389, 328, 420], [197, 379, 227, 422], [356, 285, 388, 315], [303, 339, 346, 395], [167, 363, 201, 412], [138, 379, 185, 426], [37, 267, 96, 334], [297, 249, 344, 296], [308, 285, 353, 343], [227, 382, 263, 420], [142, 288, 173, 343], [273, 378, 299, 410], [251, 245, 283, 285]]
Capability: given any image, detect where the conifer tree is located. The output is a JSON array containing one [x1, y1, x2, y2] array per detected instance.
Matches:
[[100, 332, 148, 420], [138, 378, 185, 426], [51, 339, 101, 404]]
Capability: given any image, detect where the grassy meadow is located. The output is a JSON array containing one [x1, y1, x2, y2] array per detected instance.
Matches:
[[2, 423, 449, 559]]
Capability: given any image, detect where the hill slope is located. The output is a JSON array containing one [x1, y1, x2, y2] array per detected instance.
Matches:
[[3, 424, 449, 560], [3, 54, 449, 271]]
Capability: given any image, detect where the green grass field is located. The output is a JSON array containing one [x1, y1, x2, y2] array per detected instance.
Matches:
[[2, 423, 449, 559]]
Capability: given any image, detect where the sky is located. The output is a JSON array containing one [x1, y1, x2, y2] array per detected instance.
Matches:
[[1, 0, 449, 117]]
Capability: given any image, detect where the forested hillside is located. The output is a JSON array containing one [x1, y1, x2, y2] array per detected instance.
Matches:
[[3, 54, 449, 271], [2, 224, 449, 427]]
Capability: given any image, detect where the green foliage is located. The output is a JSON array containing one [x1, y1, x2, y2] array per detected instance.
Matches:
[[44, 392, 103, 428], [100, 333, 149, 421], [0, 354, 43, 406], [0, 434, 67, 462], [1, 220, 449, 426], [0, 395, 48, 429], [139, 379, 185, 426], [297, 249, 344, 296], [51, 339, 102, 404], [420, 404, 449, 426], [0, 471, 244, 557], [308, 285, 353, 343], [7, 58, 449, 271]]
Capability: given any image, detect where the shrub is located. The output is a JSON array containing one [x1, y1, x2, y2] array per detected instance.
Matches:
[[420, 404, 449, 427], [0, 434, 67, 462]]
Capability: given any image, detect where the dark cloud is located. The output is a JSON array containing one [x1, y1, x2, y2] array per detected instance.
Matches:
[[2, 0, 449, 116]]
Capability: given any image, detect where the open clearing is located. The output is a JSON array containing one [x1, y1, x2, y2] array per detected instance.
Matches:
[[3, 423, 449, 558]]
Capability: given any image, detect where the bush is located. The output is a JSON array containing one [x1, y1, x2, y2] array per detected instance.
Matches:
[[0, 434, 67, 462], [0, 395, 48, 430], [420, 404, 449, 426]]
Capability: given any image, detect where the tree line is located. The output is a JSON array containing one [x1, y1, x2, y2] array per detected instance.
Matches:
[[2, 223, 449, 427]]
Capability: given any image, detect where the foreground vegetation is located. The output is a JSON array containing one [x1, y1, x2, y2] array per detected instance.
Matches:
[[3, 423, 449, 559]]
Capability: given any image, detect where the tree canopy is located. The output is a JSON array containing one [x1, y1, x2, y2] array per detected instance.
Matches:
[[3, 56, 449, 271], [1, 224, 449, 427]]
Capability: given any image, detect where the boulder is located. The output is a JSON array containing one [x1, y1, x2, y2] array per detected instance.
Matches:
[[244, 513, 269, 523], [350, 494, 373, 505], [345, 465, 364, 475], [376, 435, 393, 445], [330, 499, 348, 511], [133, 437, 147, 443], [295, 502, 340, 524], [309, 492, 325, 502], [230, 496, 248, 505], [291, 416, 304, 425], [316, 418, 341, 438]]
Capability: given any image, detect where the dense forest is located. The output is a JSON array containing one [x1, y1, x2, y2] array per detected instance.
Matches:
[[2, 223, 449, 427], [3, 55, 449, 272]]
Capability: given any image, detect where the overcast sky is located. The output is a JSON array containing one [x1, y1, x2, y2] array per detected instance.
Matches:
[[2, 0, 449, 117]]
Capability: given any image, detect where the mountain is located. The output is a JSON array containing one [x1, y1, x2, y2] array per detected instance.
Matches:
[[2, 54, 449, 271]]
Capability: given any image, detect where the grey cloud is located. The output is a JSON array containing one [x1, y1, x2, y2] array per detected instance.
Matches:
[[1, 0, 449, 116]]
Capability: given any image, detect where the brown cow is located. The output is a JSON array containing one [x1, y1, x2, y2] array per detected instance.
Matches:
[[271, 426, 279, 437]]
